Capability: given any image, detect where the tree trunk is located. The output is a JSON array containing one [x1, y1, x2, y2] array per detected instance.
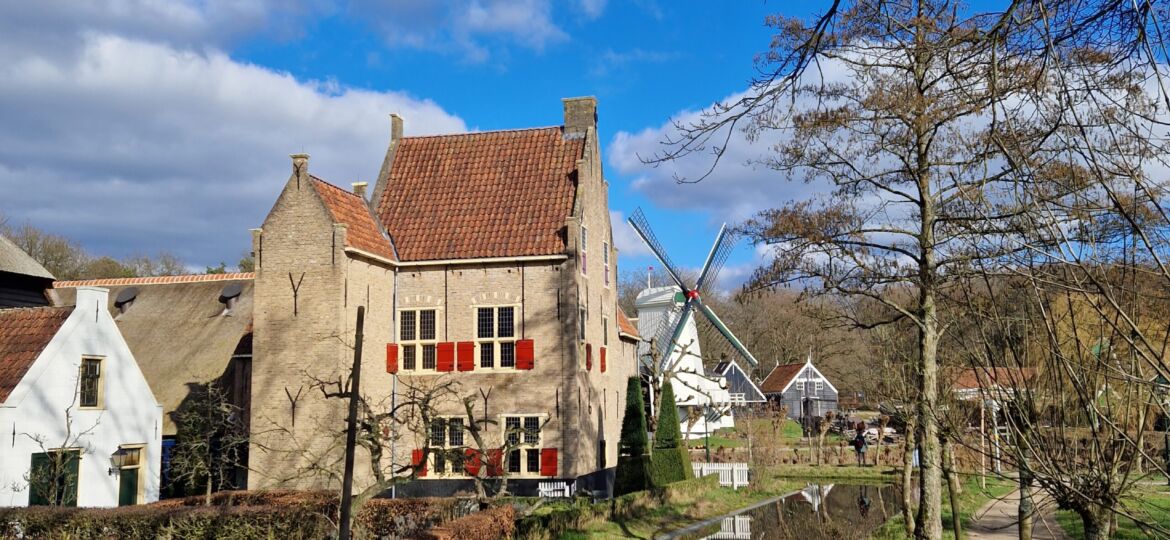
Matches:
[[204, 475, 213, 506], [902, 416, 918, 538], [941, 439, 961, 539], [915, 304, 943, 540], [1018, 473, 1033, 540], [1079, 506, 1107, 540]]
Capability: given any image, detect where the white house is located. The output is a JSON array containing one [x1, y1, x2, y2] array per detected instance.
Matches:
[[634, 286, 734, 438], [0, 287, 162, 507]]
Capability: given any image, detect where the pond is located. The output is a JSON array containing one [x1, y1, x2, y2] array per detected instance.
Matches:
[[671, 483, 904, 539]]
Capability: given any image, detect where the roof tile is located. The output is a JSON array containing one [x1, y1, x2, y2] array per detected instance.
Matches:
[[760, 362, 805, 394], [617, 308, 639, 339], [377, 127, 583, 261], [54, 273, 255, 288], [312, 178, 397, 261], [0, 306, 73, 402]]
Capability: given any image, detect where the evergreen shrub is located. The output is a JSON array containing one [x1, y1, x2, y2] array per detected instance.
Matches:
[[615, 377, 651, 496], [649, 382, 693, 487]]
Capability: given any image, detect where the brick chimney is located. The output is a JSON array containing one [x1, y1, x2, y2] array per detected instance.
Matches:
[[352, 182, 368, 200], [290, 153, 309, 176], [563, 96, 597, 136], [390, 113, 403, 143], [75, 286, 109, 312]]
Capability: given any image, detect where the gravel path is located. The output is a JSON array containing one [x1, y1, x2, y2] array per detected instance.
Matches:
[[967, 489, 1069, 540]]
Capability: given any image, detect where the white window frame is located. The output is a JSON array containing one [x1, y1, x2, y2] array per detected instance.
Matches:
[[580, 225, 588, 275], [603, 241, 610, 287], [79, 357, 105, 409], [502, 414, 545, 477], [399, 308, 439, 372], [476, 305, 519, 370], [427, 416, 468, 477], [814, 380, 825, 393], [794, 381, 804, 392]]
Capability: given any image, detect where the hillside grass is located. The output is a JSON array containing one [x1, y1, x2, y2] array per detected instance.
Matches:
[[1055, 486, 1170, 539]]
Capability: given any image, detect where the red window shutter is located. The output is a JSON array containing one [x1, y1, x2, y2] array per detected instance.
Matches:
[[585, 343, 593, 371], [411, 448, 427, 477], [516, 339, 535, 370], [386, 344, 399, 374], [540, 448, 558, 477], [600, 346, 607, 373], [457, 341, 476, 371], [464, 448, 482, 476], [487, 449, 504, 477], [436, 342, 455, 372]]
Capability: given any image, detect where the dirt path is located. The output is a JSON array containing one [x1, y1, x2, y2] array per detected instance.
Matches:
[[967, 489, 1069, 540]]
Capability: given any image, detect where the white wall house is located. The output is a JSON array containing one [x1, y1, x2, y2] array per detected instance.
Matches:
[[635, 287, 734, 438], [0, 287, 162, 507]]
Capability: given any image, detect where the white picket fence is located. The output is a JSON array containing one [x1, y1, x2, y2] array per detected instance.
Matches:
[[692, 462, 749, 490], [704, 515, 753, 539], [538, 481, 575, 498]]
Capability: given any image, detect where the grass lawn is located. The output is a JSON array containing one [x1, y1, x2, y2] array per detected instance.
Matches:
[[1055, 486, 1170, 539], [686, 418, 845, 451], [870, 474, 1014, 540]]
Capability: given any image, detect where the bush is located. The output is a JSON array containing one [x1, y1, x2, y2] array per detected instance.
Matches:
[[650, 383, 692, 487], [615, 377, 652, 496], [0, 491, 464, 539], [421, 504, 516, 540]]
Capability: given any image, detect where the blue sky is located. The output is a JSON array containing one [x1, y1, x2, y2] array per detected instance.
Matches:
[[0, 0, 833, 286]]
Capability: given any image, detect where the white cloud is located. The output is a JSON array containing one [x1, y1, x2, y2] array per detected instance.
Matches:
[[349, 0, 568, 63], [578, 0, 608, 19], [0, 33, 466, 268], [610, 210, 652, 258]]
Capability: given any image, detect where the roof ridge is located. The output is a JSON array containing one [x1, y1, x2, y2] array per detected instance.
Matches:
[[54, 273, 255, 288], [401, 125, 563, 141]]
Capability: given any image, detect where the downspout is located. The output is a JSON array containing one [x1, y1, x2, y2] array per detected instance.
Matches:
[[390, 266, 399, 499]]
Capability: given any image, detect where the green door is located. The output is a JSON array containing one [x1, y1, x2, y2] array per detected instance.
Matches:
[[28, 451, 79, 506], [118, 467, 139, 506]]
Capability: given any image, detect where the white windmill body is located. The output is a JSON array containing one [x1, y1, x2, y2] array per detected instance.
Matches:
[[635, 287, 734, 438]]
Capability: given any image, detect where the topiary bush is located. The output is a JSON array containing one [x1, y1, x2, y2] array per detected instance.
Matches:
[[649, 382, 693, 487], [615, 376, 652, 496]]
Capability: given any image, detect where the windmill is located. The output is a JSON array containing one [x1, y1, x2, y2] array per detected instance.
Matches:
[[627, 208, 760, 438], [627, 208, 760, 372]]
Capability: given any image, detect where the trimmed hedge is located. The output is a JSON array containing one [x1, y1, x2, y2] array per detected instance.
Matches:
[[421, 504, 516, 540], [1, 491, 467, 539], [650, 383, 692, 487], [615, 377, 652, 496]]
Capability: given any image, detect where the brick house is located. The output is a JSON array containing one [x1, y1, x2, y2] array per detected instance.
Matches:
[[247, 97, 640, 496]]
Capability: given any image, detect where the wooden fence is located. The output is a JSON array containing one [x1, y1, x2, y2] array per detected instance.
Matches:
[[692, 462, 750, 490]]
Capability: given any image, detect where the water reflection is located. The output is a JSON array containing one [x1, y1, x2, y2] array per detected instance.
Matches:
[[692, 484, 903, 540]]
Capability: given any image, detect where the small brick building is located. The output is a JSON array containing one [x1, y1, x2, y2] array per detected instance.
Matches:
[[247, 97, 640, 495]]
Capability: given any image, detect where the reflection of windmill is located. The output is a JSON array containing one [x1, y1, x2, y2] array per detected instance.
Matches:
[[627, 208, 759, 371]]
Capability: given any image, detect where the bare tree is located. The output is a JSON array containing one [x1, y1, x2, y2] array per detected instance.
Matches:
[[16, 376, 101, 506], [168, 382, 249, 505]]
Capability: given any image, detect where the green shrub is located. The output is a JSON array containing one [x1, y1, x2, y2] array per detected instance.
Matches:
[[615, 376, 652, 496], [650, 382, 692, 487]]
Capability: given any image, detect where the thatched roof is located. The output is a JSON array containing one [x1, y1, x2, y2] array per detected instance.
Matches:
[[49, 274, 252, 434], [0, 234, 53, 279]]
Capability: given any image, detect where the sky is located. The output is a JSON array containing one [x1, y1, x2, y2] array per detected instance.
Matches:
[[0, 0, 836, 287]]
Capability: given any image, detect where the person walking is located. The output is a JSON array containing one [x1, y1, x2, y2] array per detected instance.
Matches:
[[852, 427, 868, 466]]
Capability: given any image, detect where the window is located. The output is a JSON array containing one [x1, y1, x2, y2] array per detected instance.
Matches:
[[794, 381, 804, 392], [428, 418, 467, 476], [80, 358, 103, 408], [578, 307, 587, 341], [504, 415, 543, 476], [603, 241, 610, 286], [814, 381, 824, 393], [580, 226, 587, 275], [477, 307, 516, 369], [400, 309, 437, 371], [602, 316, 609, 346]]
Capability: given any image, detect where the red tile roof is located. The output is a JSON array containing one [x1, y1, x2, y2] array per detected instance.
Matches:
[[760, 362, 805, 394], [0, 306, 73, 402], [376, 127, 583, 261], [312, 177, 397, 261], [617, 308, 639, 340], [54, 273, 255, 288]]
